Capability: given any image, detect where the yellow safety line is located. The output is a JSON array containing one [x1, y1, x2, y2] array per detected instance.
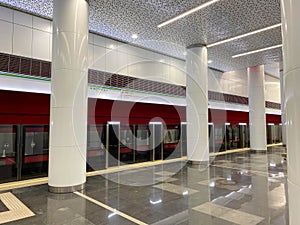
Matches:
[[209, 143, 284, 157], [267, 143, 283, 147], [74, 191, 148, 225]]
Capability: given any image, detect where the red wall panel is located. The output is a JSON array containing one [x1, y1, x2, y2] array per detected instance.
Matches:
[[0, 90, 50, 124], [0, 90, 281, 125]]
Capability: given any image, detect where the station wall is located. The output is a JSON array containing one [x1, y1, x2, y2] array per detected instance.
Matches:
[[0, 5, 281, 105]]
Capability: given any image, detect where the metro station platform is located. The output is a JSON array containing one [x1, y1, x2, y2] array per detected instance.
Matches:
[[0, 146, 287, 225]]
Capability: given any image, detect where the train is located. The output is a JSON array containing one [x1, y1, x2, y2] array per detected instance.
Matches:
[[0, 90, 282, 184]]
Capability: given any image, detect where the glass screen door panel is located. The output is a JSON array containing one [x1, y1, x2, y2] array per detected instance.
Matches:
[[21, 125, 49, 180], [180, 123, 187, 157], [120, 125, 134, 164], [107, 122, 120, 167], [0, 125, 18, 183], [149, 122, 163, 161], [208, 124, 215, 153], [135, 125, 150, 163], [87, 124, 106, 171], [163, 124, 180, 160]]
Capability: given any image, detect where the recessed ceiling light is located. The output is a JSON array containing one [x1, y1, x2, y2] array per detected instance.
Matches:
[[207, 23, 282, 48], [131, 34, 138, 39], [208, 60, 213, 64], [157, 0, 221, 28], [232, 44, 283, 58], [183, 52, 187, 56]]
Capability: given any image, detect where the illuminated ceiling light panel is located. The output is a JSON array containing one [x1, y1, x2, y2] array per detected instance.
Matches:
[[157, 0, 221, 28], [232, 44, 283, 58], [207, 23, 282, 48]]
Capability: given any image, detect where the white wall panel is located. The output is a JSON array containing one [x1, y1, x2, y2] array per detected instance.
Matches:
[[92, 45, 106, 71], [32, 29, 50, 60], [94, 34, 106, 47], [13, 24, 32, 57], [33, 17, 51, 33], [88, 44, 94, 68], [118, 51, 128, 75], [0, 20, 13, 54], [265, 75, 280, 103], [13, 10, 32, 27], [0, 6, 13, 22]]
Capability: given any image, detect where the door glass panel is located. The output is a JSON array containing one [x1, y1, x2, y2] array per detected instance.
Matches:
[[214, 124, 225, 153], [0, 125, 17, 183], [163, 124, 180, 159], [120, 125, 134, 164], [180, 123, 187, 157], [22, 125, 49, 180], [149, 123, 163, 161], [107, 123, 120, 167], [135, 125, 150, 163], [87, 124, 106, 171]]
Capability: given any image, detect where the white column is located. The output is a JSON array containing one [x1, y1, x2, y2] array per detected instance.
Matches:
[[186, 45, 209, 163], [48, 0, 89, 193], [248, 65, 267, 151], [280, 70, 287, 146], [281, 0, 300, 223]]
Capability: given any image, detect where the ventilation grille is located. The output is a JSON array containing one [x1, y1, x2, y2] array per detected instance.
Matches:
[[0, 52, 281, 108], [88, 69, 186, 97], [209, 91, 249, 105], [0, 52, 51, 78], [266, 101, 281, 109]]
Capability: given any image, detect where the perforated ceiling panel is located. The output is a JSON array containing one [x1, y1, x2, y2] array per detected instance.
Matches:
[[0, 0, 282, 72]]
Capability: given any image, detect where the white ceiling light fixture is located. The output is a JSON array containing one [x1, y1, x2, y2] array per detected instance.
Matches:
[[232, 44, 283, 58], [208, 60, 213, 64], [157, 0, 222, 28], [207, 23, 282, 48], [131, 34, 138, 39]]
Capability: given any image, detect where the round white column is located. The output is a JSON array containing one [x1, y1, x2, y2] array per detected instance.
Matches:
[[49, 0, 89, 193], [186, 45, 209, 163], [281, 0, 300, 223], [280, 70, 287, 146], [248, 65, 267, 151]]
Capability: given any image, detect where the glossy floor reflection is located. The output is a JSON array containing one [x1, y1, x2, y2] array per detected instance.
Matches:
[[0, 146, 288, 225]]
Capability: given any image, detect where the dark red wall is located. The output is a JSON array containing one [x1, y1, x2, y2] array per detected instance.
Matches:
[[88, 98, 186, 124], [0, 90, 50, 124], [0, 90, 281, 125]]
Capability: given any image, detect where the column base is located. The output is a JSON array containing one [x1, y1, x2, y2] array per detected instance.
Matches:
[[48, 183, 85, 193]]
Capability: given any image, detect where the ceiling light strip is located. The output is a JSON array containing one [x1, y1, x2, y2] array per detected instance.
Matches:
[[207, 23, 282, 48], [232, 44, 283, 58], [157, 0, 221, 28]]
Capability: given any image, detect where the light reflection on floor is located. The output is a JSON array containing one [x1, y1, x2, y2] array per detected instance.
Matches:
[[0, 146, 288, 225]]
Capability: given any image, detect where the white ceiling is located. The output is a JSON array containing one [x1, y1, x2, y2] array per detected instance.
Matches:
[[0, 0, 282, 72]]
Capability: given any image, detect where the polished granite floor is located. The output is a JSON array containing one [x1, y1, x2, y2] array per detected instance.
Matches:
[[0, 146, 288, 225]]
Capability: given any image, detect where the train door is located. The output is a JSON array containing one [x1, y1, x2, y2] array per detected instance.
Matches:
[[106, 122, 120, 168], [149, 122, 163, 161]]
